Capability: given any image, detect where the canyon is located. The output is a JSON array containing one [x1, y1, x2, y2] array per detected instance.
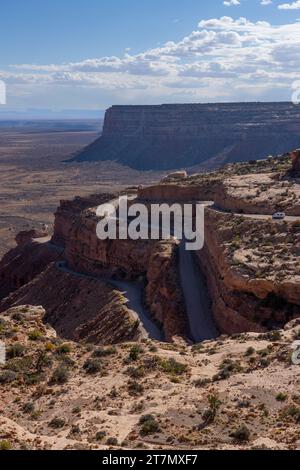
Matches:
[[0, 152, 299, 345], [72, 103, 300, 171], [0, 150, 300, 451]]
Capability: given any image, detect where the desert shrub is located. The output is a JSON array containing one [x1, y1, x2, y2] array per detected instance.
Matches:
[[143, 355, 159, 371], [83, 358, 102, 374], [127, 380, 144, 396], [245, 347, 255, 356], [0, 370, 17, 384], [23, 402, 35, 414], [0, 440, 12, 450], [95, 431, 106, 441], [276, 393, 288, 402], [28, 330, 43, 341], [11, 312, 23, 322], [45, 342, 56, 352], [126, 366, 145, 379], [24, 372, 44, 385], [5, 356, 32, 373], [265, 330, 282, 341], [49, 365, 69, 385], [258, 349, 269, 357], [71, 425, 80, 434], [139, 415, 160, 436], [106, 437, 118, 446], [7, 343, 25, 359], [56, 343, 72, 355], [159, 357, 187, 376], [281, 405, 300, 419], [230, 424, 250, 442], [259, 358, 270, 368], [128, 345, 144, 361], [92, 346, 116, 358], [194, 378, 211, 388], [36, 351, 53, 371], [49, 417, 66, 429]]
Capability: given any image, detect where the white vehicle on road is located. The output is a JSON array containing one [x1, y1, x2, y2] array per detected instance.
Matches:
[[272, 212, 286, 220]]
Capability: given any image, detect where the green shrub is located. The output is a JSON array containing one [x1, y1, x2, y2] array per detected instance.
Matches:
[[106, 437, 118, 446], [194, 378, 211, 388], [95, 431, 106, 441], [276, 393, 288, 402], [160, 358, 187, 376], [56, 343, 72, 355], [126, 366, 145, 379], [230, 424, 250, 442], [128, 345, 143, 361], [28, 330, 43, 341], [49, 417, 66, 429], [139, 415, 160, 436], [281, 405, 300, 419], [92, 347, 116, 358], [49, 365, 69, 385], [23, 402, 35, 414], [83, 358, 102, 374], [24, 372, 44, 385], [0, 440, 12, 450], [7, 343, 25, 359], [127, 380, 144, 396], [245, 347, 255, 357], [0, 370, 17, 384]]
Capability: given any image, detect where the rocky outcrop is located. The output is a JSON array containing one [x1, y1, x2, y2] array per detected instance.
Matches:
[[53, 196, 187, 341], [0, 193, 188, 342], [213, 174, 300, 216], [0, 235, 61, 300], [146, 240, 187, 340], [291, 149, 300, 174], [197, 209, 300, 334], [138, 183, 216, 202], [15, 229, 48, 247], [0, 264, 142, 344], [72, 103, 300, 171]]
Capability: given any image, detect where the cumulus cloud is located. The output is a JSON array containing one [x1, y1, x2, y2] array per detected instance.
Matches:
[[223, 0, 240, 6], [278, 1, 300, 9], [3, 15, 300, 105]]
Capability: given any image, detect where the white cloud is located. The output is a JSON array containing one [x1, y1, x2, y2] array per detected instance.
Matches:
[[278, 1, 300, 9], [2, 15, 300, 105], [223, 0, 240, 6]]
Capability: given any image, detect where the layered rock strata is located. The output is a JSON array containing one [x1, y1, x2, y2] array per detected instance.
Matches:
[[72, 103, 300, 170]]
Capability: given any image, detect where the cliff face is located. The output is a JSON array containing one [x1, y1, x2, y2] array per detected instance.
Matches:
[[198, 210, 300, 334], [52, 196, 187, 341], [0, 264, 142, 344], [0, 235, 61, 300], [291, 149, 300, 174], [72, 103, 300, 171]]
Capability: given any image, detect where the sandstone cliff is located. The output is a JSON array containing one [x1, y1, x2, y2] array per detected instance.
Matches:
[[198, 209, 300, 334], [0, 264, 142, 344], [72, 103, 300, 171]]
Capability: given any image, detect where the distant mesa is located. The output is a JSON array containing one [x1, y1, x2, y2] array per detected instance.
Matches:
[[70, 103, 300, 171]]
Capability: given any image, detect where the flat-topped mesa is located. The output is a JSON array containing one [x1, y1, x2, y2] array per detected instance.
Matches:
[[71, 103, 300, 171]]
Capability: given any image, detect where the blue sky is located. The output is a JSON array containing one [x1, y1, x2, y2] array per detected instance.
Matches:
[[1, 0, 300, 113]]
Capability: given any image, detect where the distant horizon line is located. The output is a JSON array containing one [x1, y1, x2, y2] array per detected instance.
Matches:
[[0, 100, 298, 120]]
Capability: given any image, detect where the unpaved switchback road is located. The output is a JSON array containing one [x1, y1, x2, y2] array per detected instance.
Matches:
[[179, 241, 218, 343], [56, 261, 164, 342]]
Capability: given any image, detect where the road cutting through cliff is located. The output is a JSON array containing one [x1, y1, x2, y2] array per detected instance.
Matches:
[[56, 260, 164, 342], [178, 241, 218, 342]]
